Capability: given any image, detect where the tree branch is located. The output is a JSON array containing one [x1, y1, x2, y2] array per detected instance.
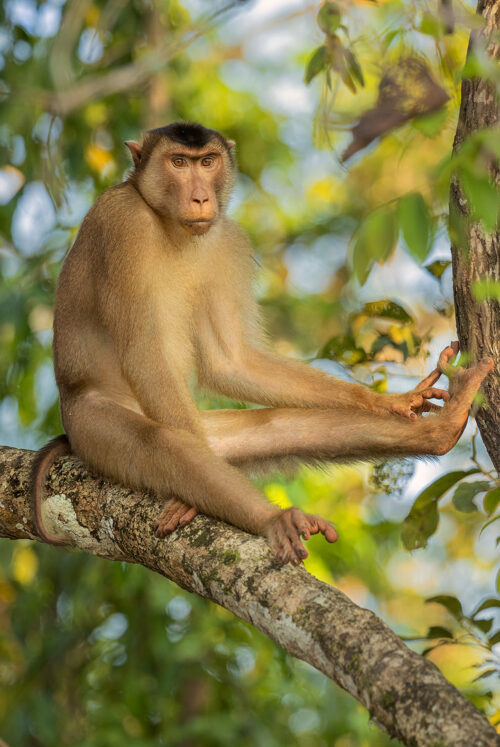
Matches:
[[451, 0, 500, 471], [0, 445, 497, 746]]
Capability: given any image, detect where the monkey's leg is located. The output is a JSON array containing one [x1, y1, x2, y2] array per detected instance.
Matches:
[[202, 358, 493, 467], [64, 391, 282, 534], [64, 391, 337, 564]]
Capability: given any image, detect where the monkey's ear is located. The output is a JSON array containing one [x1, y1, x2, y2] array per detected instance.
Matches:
[[124, 141, 143, 168], [226, 140, 236, 151]]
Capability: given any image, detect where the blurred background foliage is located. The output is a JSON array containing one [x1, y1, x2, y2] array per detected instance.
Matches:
[[0, 0, 499, 744]]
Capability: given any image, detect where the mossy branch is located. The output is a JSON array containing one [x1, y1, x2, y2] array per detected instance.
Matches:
[[0, 445, 497, 747]]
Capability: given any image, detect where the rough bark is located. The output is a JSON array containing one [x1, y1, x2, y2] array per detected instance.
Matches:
[[0, 445, 498, 747], [450, 0, 500, 471]]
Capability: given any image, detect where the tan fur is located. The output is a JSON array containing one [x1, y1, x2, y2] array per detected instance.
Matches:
[[32, 123, 493, 564]]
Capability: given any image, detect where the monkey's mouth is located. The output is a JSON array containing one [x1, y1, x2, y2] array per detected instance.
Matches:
[[181, 219, 215, 235]]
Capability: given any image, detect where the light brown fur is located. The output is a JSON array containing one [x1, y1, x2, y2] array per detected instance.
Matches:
[[32, 122, 493, 565]]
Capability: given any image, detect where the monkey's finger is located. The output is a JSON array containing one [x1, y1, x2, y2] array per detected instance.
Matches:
[[419, 387, 450, 401], [314, 517, 338, 543], [155, 499, 183, 526], [284, 525, 308, 561], [282, 511, 308, 562], [290, 510, 312, 542], [276, 531, 296, 565], [160, 506, 188, 533], [415, 368, 441, 390], [179, 507, 198, 526], [437, 342, 459, 373]]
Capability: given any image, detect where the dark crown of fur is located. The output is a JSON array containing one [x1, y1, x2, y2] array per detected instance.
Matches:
[[147, 122, 229, 150]]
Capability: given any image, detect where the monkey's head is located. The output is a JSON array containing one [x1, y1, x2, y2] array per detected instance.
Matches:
[[125, 122, 235, 236]]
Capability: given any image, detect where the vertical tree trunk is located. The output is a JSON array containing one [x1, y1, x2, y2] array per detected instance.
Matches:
[[450, 0, 500, 471]]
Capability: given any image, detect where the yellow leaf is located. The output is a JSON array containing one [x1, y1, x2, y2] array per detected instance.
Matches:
[[85, 5, 100, 27], [264, 483, 292, 509], [12, 546, 38, 586], [85, 144, 115, 175], [84, 103, 108, 127]]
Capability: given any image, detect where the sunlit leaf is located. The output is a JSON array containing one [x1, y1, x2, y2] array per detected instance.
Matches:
[[319, 334, 367, 365], [362, 300, 413, 322], [473, 668, 498, 681], [424, 260, 451, 279], [398, 192, 433, 262], [426, 595, 463, 621]]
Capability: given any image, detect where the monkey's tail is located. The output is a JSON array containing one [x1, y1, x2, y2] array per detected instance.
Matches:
[[31, 434, 72, 547]]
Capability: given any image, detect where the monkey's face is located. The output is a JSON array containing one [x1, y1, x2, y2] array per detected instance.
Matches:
[[139, 140, 234, 235]]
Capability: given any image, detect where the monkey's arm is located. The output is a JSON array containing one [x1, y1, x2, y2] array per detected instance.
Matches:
[[196, 293, 449, 420]]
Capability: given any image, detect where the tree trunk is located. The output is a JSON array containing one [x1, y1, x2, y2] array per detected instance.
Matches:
[[0, 445, 498, 746], [451, 0, 500, 471]]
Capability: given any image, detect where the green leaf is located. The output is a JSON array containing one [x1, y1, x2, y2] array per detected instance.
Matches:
[[472, 279, 500, 302], [419, 13, 443, 37], [489, 630, 500, 646], [426, 595, 463, 621], [344, 48, 364, 88], [452, 481, 490, 513], [460, 168, 499, 232], [473, 598, 500, 617], [399, 192, 433, 262], [426, 626, 454, 639], [484, 488, 500, 515], [412, 107, 448, 137], [474, 618, 493, 634], [317, 3, 341, 35], [305, 45, 329, 84], [424, 260, 451, 279], [480, 514, 500, 535], [362, 299, 412, 323], [401, 470, 479, 550], [318, 334, 367, 365], [351, 206, 398, 285]]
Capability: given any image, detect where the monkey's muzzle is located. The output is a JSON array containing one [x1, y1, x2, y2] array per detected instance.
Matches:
[[181, 219, 215, 236]]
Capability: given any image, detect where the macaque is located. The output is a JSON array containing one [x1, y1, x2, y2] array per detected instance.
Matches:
[[32, 121, 493, 564]]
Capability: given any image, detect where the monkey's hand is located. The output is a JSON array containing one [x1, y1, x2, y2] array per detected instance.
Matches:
[[155, 498, 199, 537], [265, 508, 338, 566], [380, 343, 459, 421]]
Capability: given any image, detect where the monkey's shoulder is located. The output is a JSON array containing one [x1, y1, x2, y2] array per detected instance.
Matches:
[[86, 182, 155, 236], [218, 217, 254, 259]]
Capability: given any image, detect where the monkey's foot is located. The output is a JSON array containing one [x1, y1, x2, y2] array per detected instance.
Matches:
[[155, 498, 199, 537], [265, 507, 337, 567], [437, 357, 494, 450], [445, 357, 493, 419]]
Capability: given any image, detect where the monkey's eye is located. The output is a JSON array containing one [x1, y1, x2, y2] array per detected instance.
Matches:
[[201, 157, 215, 167], [172, 157, 187, 167]]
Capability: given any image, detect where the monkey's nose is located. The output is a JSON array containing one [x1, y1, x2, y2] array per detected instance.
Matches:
[[192, 196, 209, 205]]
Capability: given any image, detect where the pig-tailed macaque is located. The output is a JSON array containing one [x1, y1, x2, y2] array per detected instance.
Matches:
[[32, 122, 493, 565]]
